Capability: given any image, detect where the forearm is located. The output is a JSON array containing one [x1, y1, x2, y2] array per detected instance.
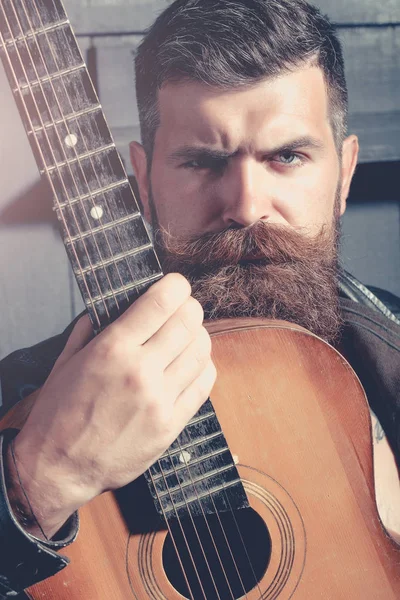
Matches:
[[0, 430, 78, 598], [4, 437, 69, 541]]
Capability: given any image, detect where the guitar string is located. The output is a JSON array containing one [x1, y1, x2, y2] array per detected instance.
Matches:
[[68, 26, 259, 600], [1, 5, 201, 596], [22, 4, 217, 596], [35, 6, 252, 593], [18, 0, 157, 326], [11, 0, 126, 322], [163, 439, 242, 600], [161, 445, 226, 600], [149, 460, 207, 600], [173, 417, 262, 598], [36, 0, 163, 324], [3, 3, 260, 595], [0, 4, 102, 329], [1, 0, 112, 326], [5, 2, 204, 595]]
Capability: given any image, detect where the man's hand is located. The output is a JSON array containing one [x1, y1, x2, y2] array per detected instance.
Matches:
[[6, 273, 216, 539]]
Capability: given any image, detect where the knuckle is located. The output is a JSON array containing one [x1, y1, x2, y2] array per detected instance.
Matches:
[[145, 400, 172, 435], [178, 297, 204, 333], [130, 355, 156, 389], [95, 332, 123, 363], [188, 296, 205, 323], [202, 362, 217, 396], [150, 273, 191, 314], [199, 326, 212, 353]]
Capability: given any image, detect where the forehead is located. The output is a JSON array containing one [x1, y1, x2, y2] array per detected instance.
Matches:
[[155, 66, 334, 150]]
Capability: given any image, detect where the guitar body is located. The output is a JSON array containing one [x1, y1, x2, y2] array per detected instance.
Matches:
[[1, 4, 399, 595], [13, 319, 398, 600]]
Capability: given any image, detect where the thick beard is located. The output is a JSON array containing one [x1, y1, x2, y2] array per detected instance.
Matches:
[[154, 220, 342, 345]]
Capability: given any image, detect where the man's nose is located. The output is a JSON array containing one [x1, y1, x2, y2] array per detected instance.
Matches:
[[220, 158, 274, 228]]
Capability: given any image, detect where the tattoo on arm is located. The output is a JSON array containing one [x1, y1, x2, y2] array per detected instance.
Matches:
[[374, 419, 386, 443]]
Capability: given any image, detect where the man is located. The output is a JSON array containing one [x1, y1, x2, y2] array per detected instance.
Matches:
[[1, 0, 400, 596]]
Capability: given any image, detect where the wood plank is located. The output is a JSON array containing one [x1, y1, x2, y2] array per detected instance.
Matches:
[[349, 112, 400, 163], [0, 225, 75, 361], [340, 28, 400, 115], [66, 0, 169, 34], [314, 0, 400, 24], [64, 0, 400, 35], [341, 203, 400, 298]]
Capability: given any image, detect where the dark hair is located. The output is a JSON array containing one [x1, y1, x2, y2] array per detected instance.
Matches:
[[135, 0, 348, 156]]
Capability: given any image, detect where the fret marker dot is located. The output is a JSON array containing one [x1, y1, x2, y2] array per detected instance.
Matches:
[[90, 205, 104, 220], [179, 451, 191, 464], [233, 454, 239, 464], [64, 133, 78, 148]]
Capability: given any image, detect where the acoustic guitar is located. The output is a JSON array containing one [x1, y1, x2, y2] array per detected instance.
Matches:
[[1, 0, 399, 598]]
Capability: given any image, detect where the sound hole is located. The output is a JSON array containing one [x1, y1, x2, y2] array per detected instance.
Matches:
[[162, 507, 271, 599]]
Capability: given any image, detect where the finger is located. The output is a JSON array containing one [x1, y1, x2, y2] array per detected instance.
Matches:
[[144, 296, 204, 368], [172, 361, 217, 432], [165, 327, 213, 397], [111, 273, 191, 345], [54, 314, 93, 369]]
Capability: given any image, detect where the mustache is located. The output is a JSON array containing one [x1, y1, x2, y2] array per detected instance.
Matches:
[[157, 221, 338, 269]]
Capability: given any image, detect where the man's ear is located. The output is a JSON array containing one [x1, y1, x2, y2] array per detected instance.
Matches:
[[130, 141, 151, 222], [339, 134, 359, 216]]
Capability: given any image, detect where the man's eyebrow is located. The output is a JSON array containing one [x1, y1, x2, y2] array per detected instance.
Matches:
[[264, 136, 325, 155], [167, 146, 234, 164]]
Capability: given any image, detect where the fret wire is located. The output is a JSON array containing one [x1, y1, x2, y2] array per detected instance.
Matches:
[[90, 272, 163, 303], [74, 243, 153, 275], [161, 431, 224, 458], [4, 17, 69, 45], [55, 178, 130, 209], [64, 212, 141, 243], [13, 0, 123, 319], [29, 103, 102, 132], [188, 410, 216, 425], [40, 141, 116, 172], [23, 0, 162, 324], [152, 447, 232, 480], [16, 62, 86, 90], [0, 8, 101, 329], [162, 479, 242, 512], [156, 463, 239, 498]]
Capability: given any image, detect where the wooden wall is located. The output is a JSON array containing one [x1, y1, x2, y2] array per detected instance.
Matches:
[[0, 0, 399, 364]]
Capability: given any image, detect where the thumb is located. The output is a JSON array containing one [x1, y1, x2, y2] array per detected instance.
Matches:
[[53, 315, 94, 370]]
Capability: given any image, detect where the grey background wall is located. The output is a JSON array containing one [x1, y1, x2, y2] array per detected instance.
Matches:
[[0, 0, 399, 361]]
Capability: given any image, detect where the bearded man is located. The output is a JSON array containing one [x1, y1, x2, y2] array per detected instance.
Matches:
[[0, 0, 400, 597]]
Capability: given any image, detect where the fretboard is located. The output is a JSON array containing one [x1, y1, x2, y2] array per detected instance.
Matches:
[[0, 0, 162, 332], [0, 0, 249, 520], [145, 400, 249, 520]]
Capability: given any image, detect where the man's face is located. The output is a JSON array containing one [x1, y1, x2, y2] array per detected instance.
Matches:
[[131, 65, 358, 341]]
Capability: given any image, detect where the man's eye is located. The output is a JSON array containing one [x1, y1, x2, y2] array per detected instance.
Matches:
[[183, 157, 226, 171], [274, 151, 302, 166]]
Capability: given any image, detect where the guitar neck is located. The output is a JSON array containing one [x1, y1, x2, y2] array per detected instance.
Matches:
[[0, 0, 248, 521], [0, 0, 163, 333]]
